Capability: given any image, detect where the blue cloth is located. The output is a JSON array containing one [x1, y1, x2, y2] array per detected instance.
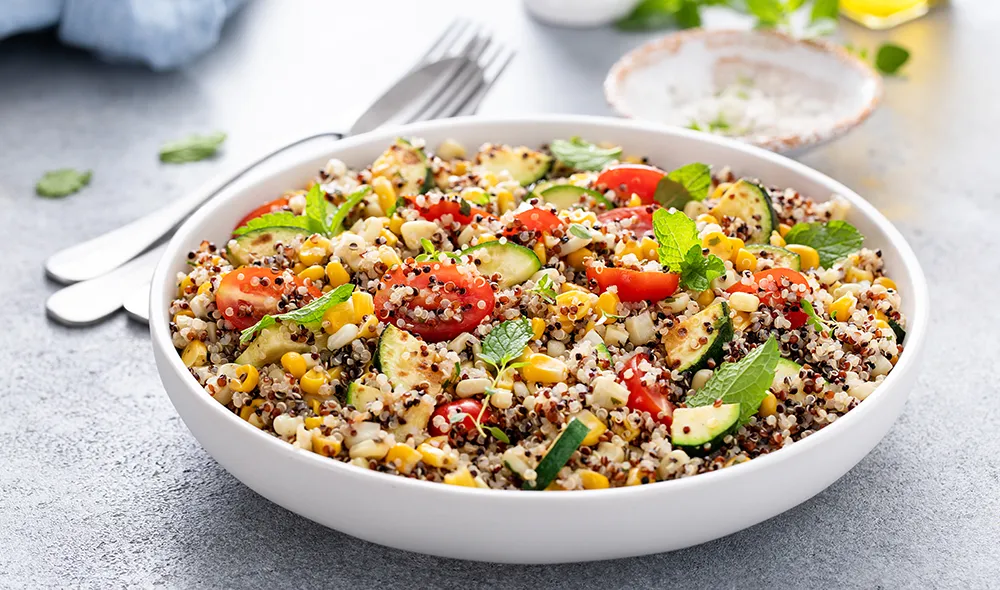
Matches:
[[0, 0, 245, 70]]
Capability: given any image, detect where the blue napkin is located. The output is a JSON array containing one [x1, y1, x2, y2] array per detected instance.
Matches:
[[0, 0, 246, 70]]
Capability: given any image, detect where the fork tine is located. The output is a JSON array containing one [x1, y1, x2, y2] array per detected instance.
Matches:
[[423, 40, 504, 121], [417, 18, 466, 67], [457, 44, 515, 116], [411, 35, 494, 123]]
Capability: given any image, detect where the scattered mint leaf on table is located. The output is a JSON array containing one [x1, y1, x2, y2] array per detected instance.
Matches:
[[784, 220, 863, 268], [239, 283, 354, 344], [159, 131, 227, 163], [550, 137, 622, 171], [875, 42, 910, 75], [686, 336, 780, 423], [36, 169, 92, 198]]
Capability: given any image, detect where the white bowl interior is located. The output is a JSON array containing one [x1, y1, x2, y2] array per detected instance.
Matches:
[[149, 116, 927, 563]]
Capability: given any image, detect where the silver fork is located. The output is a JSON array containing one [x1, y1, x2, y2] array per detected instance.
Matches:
[[47, 25, 516, 327]]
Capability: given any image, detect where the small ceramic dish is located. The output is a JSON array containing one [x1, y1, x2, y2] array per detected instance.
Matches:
[[605, 29, 882, 155]]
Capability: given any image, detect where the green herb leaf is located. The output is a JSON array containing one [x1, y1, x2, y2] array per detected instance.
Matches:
[[569, 224, 592, 240], [159, 131, 226, 164], [674, 0, 703, 28], [35, 168, 92, 198], [875, 42, 910, 75], [483, 426, 510, 444], [328, 186, 371, 236], [686, 336, 779, 423], [616, 0, 681, 31], [888, 318, 906, 342], [232, 211, 312, 236], [652, 208, 700, 271], [304, 183, 330, 235], [531, 274, 558, 304], [784, 220, 864, 268], [479, 318, 534, 370], [458, 199, 472, 218], [800, 299, 833, 334], [746, 0, 788, 26], [415, 238, 439, 262], [810, 0, 839, 22], [654, 162, 712, 209], [550, 137, 622, 171], [463, 191, 491, 206], [679, 245, 726, 292], [239, 283, 354, 344]]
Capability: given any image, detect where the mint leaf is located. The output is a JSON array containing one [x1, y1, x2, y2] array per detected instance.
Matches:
[[746, 0, 788, 26], [304, 184, 330, 235], [686, 336, 779, 423], [550, 138, 622, 171], [531, 274, 557, 304], [784, 220, 863, 268], [232, 211, 312, 236], [616, 0, 680, 31], [328, 186, 371, 236], [483, 425, 510, 444], [654, 162, 712, 209], [569, 224, 592, 240], [680, 245, 725, 292], [652, 208, 700, 271], [479, 318, 534, 370], [810, 0, 838, 22], [875, 42, 910, 76], [36, 168, 91, 198], [159, 131, 226, 164], [800, 299, 833, 335], [239, 283, 354, 344], [674, 0, 703, 28]]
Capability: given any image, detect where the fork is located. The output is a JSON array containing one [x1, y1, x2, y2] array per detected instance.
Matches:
[[46, 23, 515, 327]]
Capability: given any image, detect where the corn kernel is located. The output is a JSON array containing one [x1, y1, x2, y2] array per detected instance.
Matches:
[[785, 244, 819, 271], [626, 194, 642, 207], [696, 289, 715, 308], [178, 275, 194, 297], [521, 353, 568, 383], [281, 352, 307, 378], [298, 265, 326, 283], [385, 444, 422, 474], [325, 261, 350, 287], [625, 467, 655, 486], [452, 160, 469, 175], [300, 368, 328, 396], [758, 392, 778, 417], [623, 154, 644, 165], [298, 235, 330, 266], [845, 267, 874, 283], [379, 228, 398, 247], [482, 172, 499, 188], [532, 241, 547, 265], [352, 291, 375, 321], [197, 281, 212, 296], [554, 290, 594, 321], [734, 249, 757, 272], [696, 214, 719, 225], [531, 317, 546, 340], [579, 469, 610, 489], [573, 410, 607, 446], [874, 277, 897, 291], [443, 468, 477, 487], [497, 190, 515, 214], [829, 293, 857, 321], [417, 441, 455, 468], [733, 311, 752, 331], [596, 292, 620, 317], [873, 309, 888, 323], [478, 234, 498, 243], [321, 285, 332, 293], [181, 340, 208, 368], [378, 245, 402, 269], [769, 231, 786, 248], [292, 262, 306, 274], [389, 215, 405, 236], [322, 300, 355, 335], [372, 176, 397, 214], [778, 223, 792, 237], [875, 319, 891, 330], [712, 182, 733, 200], [240, 406, 255, 421], [619, 240, 643, 260], [729, 292, 760, 313], [545, 482, 565, 491], [358, 315, 379, 339], [172, 310, 194, 325], [565, 247, 593, 270], [311, 433, 342, 457], [702, 231, 735, 260], [304, 416, 323, 430], [232, 365, 260, 393]]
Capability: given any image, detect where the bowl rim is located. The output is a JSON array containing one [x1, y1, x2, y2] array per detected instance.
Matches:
[[150, 114, 928, 502], [603, 28, 884, 154]]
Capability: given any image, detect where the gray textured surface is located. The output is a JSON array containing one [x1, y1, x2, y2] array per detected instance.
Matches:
[[1, 1, 998, 588]]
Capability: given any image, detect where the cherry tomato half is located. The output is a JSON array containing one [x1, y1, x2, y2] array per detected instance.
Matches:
[[587, 266, 679, 303], [504, 208, 565, 238], [216, 267, 320, 331], [235, 197, 290, 231], [595, 164, 666, 205], [406, 196, 496, 226], [374, 262, 496, 342], [596, 205, 660, 235], [727, 268, 811, 329], [620, 353, 675, 427], [429, 399, 493, 437]]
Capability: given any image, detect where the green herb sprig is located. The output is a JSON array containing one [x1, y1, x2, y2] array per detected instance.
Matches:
[[686, 336, 780, 423], [530, 274, 558, 304], [463, 318, 536, 443], [232, 185, 371, 238], [550, 137, 623, 171], [653, 162, 712, 210], [784, 220, 863, 268], [239, 283, 355, 344], [652, 208, 726, 291]]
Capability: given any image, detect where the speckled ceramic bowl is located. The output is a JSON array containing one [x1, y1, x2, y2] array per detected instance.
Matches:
[[605, 29, 882, 155]]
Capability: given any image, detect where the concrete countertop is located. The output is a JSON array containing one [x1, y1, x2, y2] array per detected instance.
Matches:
[[1, 1, 997, 587]]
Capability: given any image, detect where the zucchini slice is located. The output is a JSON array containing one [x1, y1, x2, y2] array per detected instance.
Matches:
[[742, 245, 801, 271], [462, 241, 541, 288], [376, 325, 448, 396], [671, 403, 740, 451], [345, 381, 384, 409], [539, 184, 614, 210], [523, 418, 589, 490], [372, 138, 433, 196], [235, 324, 311, 367], [476, 144, 552, 186], [663, 301, 734, 372], [596, 342, 613, 364], [226, 226, 310, 266], [771, 357, 804, 402], [888, 319, 906, 343], [710, 179, 778, 244]]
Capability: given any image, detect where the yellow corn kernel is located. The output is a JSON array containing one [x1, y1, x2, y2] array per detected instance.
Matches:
[[619, 240, 643, 260], [385, 443, 423, 474], [478, 234, 498, 243], [351, 291, 375, 322], [378, 245, 402, 269], [697, 289, 715, 308], [322, 300, 355, 335], [231, 365, 260, 393], [388, 215, 404, 236], [300, 368, 328, 396], [758, 392, 778, 417], [769, 231, 786, 248], [573, 410, 607, 446], [565, 247, 593, 270], [321, 285, 332, 293], [372, 176, 397, 214], [181, 340, 208, 368], [785, 244, 820, 270], [521, 353, 568, 384], [874, 277, 897, 291], [312, 433, 342, 457], [531, 317, 546, 340], [482, 171, 499, 188], [639, 237, 659, 261], [292, 262, 306, 274], [596, 292, 620, 317], [417, 441, 454, 468], [239, 405, 255, 421], [178, 275, 194, 297], [728, 237, 746, 258], [310, 399, 320, 414], [298, 235, 330, 266], [702, 231, 735, 260], [304, 416, 323, 430], [579, 470, 610, 490], [873, 309, 888, 323], [280, 352, 308, 378], [623, 154, 644, 165], [554, 290, 593, 321], [327, 366, 343, 383], [251, 399, 265, 408], [379, 228, 398, 247], [325, 261, 350, 287], [564, 208, 598, 226], [358, 315, 379, 339], [544, 482, 565, 491], [712, 182, 733, 200], [172, 310, 194, 325], [451, 160, 469, 175], [532, 241, 547, 265], [733, 311, 752, 331], [734, 249, 757, 273], [845, 267, 874, 283], [829, 293, 857, 321], [497, 190, 515, 214], [626, 194, 642, 207], [696, 214, 719, 225], [626, 467, 655, 486], [875, 319, 891, 330], [297, 265, 326, 283], [197, 281, 212, 296], [778, 223, 792, 237], [443, 468, 477, 488]]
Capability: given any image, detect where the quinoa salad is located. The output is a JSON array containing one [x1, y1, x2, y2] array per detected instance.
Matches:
[[169, 136, 907, 491]]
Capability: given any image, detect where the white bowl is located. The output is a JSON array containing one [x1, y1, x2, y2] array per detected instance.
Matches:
[[605, 29, 883, 155], [150, 115, 928, 564]]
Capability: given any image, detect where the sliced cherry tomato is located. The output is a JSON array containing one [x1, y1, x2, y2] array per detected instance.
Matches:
[[504, 208, 565, 237], [595, 164, 666, 205], [785, 310, 809, 330], [587, 266, 679, 303], [374, 262, 496, 342], [216, 267, 320, 331], [235, 197, 290, 231], [620, 353, 675, 427], [429, 399, 492, 437], [406, 196, 496, 226], [727, 268, 810, 306], [596, 205, 660, 235]]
